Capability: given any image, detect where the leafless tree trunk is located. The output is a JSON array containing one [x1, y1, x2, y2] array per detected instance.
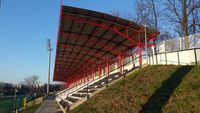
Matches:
[[164, 0, 200, 49], [135, 0, 159, 31]]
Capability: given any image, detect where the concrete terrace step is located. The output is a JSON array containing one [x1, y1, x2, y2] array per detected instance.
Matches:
[[59, 100, 70, 109], [78, 89, 96, 93], [61, 98, 73, 105], [72, 93, 88, 98], [88, 85, 104, 89], [67, 97, 79, 103], [69, 95, 83, 100], [56, 67, 140, 112]]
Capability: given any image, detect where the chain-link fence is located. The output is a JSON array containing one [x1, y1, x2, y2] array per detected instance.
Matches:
[[0, 95, 38, 113]]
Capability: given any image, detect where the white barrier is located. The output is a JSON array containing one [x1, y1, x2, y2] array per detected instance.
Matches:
[[147, 48, 200, 65]]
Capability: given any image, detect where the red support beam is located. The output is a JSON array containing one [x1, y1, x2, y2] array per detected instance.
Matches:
[[92, 69, 94, 81], [87, 73, 90, 82], [60, 32, 130, 48], [54, 11, 160, 83], [62, 15, 138, 45], [84, 74, 86, 83], [138, 43, 142, 67], [98, 66, 101, 78], [58, 44, 106, 61], [107, 60, 110, 77], [137, 32, 142, 67], [119, 54, 123, 74]]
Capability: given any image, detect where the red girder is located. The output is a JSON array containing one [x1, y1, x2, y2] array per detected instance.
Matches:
[[58, 44, 106, 61], [57, 51, 106, 62], [98, 66, 101, 78], [57, 57, 99, 75], [60, 56, 100, 66], [107, 60, 110, 76], [64, 67, 90, 82], [70, 25, 132, 79], [55, 8, 160, 83], [58, 43, 115, 56], [64, 20, 104, 78], [58, 63, 91, 79], [57, 44, 106, 76], [128, 26, 144, 38], [62, 60, 97, 77], [66, 59, 99, 78], [60, 32, 130, 48], [119, 54, 123, 74], [62, 14, 138, 45], [102, 44, 119, 55]]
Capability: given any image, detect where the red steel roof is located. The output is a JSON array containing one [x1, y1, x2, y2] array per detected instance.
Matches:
[[53, 5, 159, 83]]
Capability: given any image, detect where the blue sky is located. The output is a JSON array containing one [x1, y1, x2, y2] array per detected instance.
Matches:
[[0, 0, 135, 84]]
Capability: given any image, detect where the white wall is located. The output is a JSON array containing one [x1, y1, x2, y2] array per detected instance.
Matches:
[[147, 48, 200, 65]]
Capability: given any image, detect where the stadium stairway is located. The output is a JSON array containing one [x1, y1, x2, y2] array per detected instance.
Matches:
[[56, 66, 139, 112]]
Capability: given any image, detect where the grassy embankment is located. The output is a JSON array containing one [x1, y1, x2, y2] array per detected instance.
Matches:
[[69, 65, 200, 113]]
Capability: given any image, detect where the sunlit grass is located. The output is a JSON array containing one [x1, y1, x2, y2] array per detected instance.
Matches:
[[69, 65, 200, 113]]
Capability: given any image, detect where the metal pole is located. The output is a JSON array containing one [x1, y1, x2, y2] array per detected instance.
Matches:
[[14, 89, 18, 113], [177, 51, 180, 65], [145, 24, 148, 65], [194, 48, 197, 65], [47, 39, 53, 95], [180, 36, 183, 50], [138, 44, 142, 67], [165, 53, 167, 65]]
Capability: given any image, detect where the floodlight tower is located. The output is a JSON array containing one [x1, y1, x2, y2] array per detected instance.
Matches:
[[47, 39, 53, 95]]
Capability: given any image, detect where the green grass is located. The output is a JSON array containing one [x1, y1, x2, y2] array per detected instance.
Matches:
[[69, 65, 200, 113]]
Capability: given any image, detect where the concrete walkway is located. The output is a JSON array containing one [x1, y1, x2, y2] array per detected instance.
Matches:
[[35, 96, 62, 113]]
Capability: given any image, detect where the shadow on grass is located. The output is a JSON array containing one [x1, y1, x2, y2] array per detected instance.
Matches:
[[139, 66, 192, 113]]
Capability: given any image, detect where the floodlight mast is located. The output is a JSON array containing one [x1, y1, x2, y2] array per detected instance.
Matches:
[[47, 39, 53, 95]]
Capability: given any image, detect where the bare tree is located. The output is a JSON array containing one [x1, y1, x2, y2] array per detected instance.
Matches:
[[164, 0, 200, 48], [110, 9, 135, 22], [134, 0, 164, 59], [24, 75, 39, 89], [135, 0, 160, 31]]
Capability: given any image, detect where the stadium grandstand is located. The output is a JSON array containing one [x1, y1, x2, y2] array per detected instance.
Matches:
[[53, 4, 159, 112]]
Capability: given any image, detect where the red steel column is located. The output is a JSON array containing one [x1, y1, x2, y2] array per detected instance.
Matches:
[[138, 43, 142, 67], [84, 75, 85, 83], [81, 75, 82, 84], [98, 66, 101, 78], [119, 54, 123, 74], [92, 69, 94, 81], [138, 32, 142, 67], [87, 74, 89, 82], [107, 60, 110, 77]]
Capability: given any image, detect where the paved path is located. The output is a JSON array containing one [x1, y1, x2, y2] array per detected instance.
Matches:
[[35, 96, 62, 113]]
